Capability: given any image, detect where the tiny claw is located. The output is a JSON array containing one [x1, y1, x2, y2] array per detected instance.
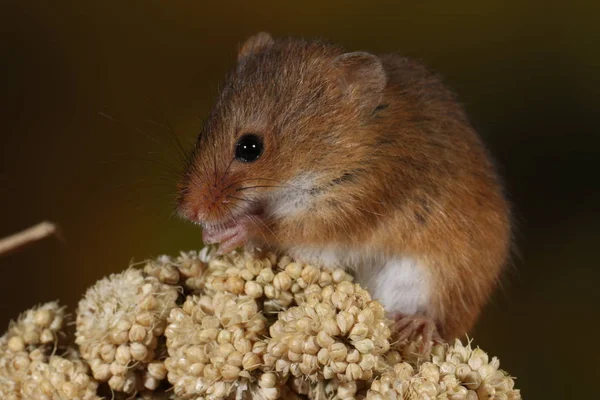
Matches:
[[391, 313, 441, 356], [202, 217, 253, 254]]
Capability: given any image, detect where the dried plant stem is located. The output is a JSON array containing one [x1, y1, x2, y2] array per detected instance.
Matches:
[[0, 221, 58, 256]]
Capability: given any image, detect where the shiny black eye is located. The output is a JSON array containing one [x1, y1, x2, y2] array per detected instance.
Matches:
[[235, 134, 264, 162]]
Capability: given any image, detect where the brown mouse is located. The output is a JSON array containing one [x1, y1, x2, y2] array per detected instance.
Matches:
[[178, 32, 511, 345]]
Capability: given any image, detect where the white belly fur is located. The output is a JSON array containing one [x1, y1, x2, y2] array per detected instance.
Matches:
[[355, 258, 430, 315], [288, 246, 430, 316]]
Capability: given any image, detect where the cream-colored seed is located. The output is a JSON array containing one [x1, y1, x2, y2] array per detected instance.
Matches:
[[240, 269, 255, 281], [139, 295, 157, 311], [346, 363, 363, 381], [332, 268, 347, 283], [273, 272, 293, 292], [202, 315, 220, 330], [331, 361, 348, 374], [331, 291, 349, 310], [360, 353, 376, 370], [338, 381, 358, 398], [235, 338, 252, 354], [242, 352, 261, 371], [226, 275, 245, 294], [221, 364, 241, 381], [92, 363, 111, 381], [100, 344, 116, 362], [317, 348, 330, 365], [128, 323, 147, 343], [349, 323, 369, 341], [136, 311, 154, 327], [23, 330, 40, 345], [108, 374, 125, 391], [245, 281, 264, 298], [285, 262, 302, 279], [258, 268, 275, 283], [264, 284, 277, 299], [319, 271, 332, 286], [130, 342, 149, 361], [7, 336, 25, 352], [288, 350, 303, 363], [227, 351, 243, 367], [316, 331, 335, 348], [110, 361, 127, 375], [346, 349, 360, 363], [188, 362, 205, 377], [336, 311, 354, 334], [301, 265, 320, 284], [321, 317, 341, 336], [259, 372, 278, 388], [147, 360, 167, 380], [330, 343, 348, 361], [218, 342, 235, 358], [203, 364, 220, 380], [217, 330, 232, 344], [34, 309, 54, 327], [275, 359, 290, 374]]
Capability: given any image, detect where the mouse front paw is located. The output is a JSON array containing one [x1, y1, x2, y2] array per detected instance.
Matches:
[[202, 217, 256, 255], [391, 313, 441, 356]]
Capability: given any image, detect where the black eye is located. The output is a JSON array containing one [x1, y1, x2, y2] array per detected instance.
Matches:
[[235, 134, 264, 162]]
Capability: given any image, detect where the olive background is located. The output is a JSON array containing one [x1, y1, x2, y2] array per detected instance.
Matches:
[[1, 1, 598, 398]]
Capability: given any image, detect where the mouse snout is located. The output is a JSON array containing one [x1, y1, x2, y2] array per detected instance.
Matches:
[[178, 176, 234, 224]]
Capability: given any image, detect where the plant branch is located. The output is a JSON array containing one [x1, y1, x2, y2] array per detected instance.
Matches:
[[0, 221, 59, 257]]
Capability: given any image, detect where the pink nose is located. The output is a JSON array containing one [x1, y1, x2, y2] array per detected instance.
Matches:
[[178, 180, 229, 224]]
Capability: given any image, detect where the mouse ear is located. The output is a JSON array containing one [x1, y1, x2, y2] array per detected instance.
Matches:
[[333, 52, 387, 113], [238, 32, 274, 60]]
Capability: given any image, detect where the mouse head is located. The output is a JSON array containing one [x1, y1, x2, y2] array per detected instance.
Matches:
[[178, 33, 387, 240]]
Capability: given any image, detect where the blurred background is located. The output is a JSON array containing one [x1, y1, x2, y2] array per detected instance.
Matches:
[[1, 1, 598, 398]]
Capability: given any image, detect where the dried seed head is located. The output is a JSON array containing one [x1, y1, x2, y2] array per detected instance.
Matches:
[[266, 280, 390, 383], [0, 303, 99, 400], [164, 292, 270, 398], [75, 269, 178, 393]]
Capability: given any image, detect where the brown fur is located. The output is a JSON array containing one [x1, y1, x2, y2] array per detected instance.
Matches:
[[178, 33, 511, 340]]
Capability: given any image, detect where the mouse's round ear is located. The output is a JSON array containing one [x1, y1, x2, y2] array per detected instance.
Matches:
[[238, 32, 274, 60], [333, 52, 387, 114]]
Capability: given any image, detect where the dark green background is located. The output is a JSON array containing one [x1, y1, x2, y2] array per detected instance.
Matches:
[[1, 1, 598, 398]]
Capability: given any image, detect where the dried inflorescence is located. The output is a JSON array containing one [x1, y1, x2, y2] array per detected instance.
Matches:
[[366, 340, 521, 400], [144, 249, 210, 292], [75, 269, 179, 393], [289, 376, 373, 399], [164, 292, 276, 399], [189, 249, 353, 314], [0, 302, 100, 400], [0, 247, 522, 400], [266, 280, 391, 384]]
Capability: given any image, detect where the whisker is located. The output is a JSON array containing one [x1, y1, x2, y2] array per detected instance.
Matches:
[[245, 214, 272, 247], [226, 195, 261, 205], [220, 156, 236, 183], [236, 185, 287, 191], [226, 203, 275, 247], [222, 177, 289, 192], [222, 204, 239, 226], [251, 214, 294, 246]]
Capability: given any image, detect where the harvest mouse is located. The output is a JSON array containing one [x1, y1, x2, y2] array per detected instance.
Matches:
[[178, 33, 511, 345]]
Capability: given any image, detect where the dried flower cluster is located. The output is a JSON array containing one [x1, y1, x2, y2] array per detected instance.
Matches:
[[366, 340, 521, 400], [164, 292, 272, 399], [0, 246, 521, 399], [75, 269, 179, 393], [0, 302, 99, 400], [266, 281, 390, 383]]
